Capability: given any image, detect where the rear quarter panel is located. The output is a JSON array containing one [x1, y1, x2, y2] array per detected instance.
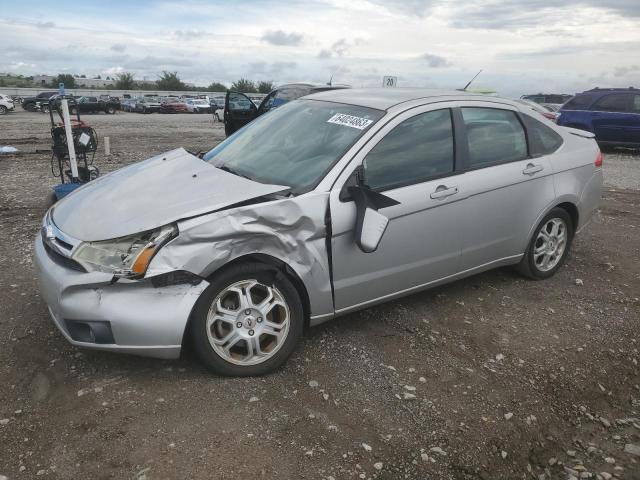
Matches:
[[548, 128, 602, 232]]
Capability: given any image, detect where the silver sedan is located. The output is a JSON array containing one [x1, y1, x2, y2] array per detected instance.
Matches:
[[35, 89, 603, 376]]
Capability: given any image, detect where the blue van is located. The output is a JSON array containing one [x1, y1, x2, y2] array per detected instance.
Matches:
[[558, 88, 640, 148]]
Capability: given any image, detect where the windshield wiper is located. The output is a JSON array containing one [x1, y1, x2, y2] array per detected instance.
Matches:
[[218, 164, 253, 181]]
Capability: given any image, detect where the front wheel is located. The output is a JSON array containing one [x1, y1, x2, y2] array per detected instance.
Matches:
[[517, 208, 573, 280], [0, 105, 7, 115], [191, 263, 304, 376], [106, 106, 116, 114]]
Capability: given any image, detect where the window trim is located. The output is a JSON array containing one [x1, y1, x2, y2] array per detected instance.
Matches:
[[454, 106, 532, 173], [361, 107, 458, 194]]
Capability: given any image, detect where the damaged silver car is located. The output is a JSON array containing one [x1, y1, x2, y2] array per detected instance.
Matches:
[[35, 89, 603, 376]]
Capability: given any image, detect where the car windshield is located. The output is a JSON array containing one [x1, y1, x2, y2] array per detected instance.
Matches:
[[203, 99, 384, 191]]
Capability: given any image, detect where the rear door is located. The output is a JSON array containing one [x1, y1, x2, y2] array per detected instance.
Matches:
[[224, 91, 258, 135], [590, 93, 634, 143], [453, 104, 557, 271]]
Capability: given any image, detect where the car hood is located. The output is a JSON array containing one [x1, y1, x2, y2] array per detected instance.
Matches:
[[51, 148, 289, 241]]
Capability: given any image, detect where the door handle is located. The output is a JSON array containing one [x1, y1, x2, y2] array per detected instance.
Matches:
[[522, 163, 543, 175], [430, 185, 458, 199]]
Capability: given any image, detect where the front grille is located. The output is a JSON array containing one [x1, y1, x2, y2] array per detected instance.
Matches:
[[43, 242, 86, 272]]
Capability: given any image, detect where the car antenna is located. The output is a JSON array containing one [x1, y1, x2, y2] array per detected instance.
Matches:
[[327, 74, 333, 87], [460, 69, 483, 91]]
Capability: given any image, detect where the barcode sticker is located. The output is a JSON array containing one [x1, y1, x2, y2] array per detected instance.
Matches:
[[327, 113, 373, 130]]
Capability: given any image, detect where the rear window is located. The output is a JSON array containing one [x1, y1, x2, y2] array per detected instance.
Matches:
[[521, 113, 563, 156], [562, 94, 594, 110]]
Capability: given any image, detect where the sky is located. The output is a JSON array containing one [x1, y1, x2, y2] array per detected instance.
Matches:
[[1, 0, 639, 97]]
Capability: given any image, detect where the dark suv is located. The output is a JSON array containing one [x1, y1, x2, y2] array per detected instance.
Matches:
[[557, 87, 640, 148], [224, 83, 349, 136]]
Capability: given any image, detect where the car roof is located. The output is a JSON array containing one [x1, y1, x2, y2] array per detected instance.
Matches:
[[305, 88, 510, 111]]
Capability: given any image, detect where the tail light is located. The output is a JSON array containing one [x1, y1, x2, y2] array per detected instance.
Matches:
[[595, 151, 603, 167]]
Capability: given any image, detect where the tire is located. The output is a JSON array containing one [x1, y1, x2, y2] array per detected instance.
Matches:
[[41, 105, 50, 113], [191, 262, 304, 376], [0, 105, 7, 115], [517, 208, 574, 280], [106, 106, 115, 114], [23, 102, 37, 112]]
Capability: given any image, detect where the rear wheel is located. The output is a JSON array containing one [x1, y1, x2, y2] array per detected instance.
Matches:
[[0, 105, 7, 115], [106, 106, 116, 114], [191, 263, 304, 376], [517, 208, 573, 280]]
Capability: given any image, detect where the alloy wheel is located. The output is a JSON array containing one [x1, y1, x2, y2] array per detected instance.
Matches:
[[533, 217, 567, 272], [206, 280, 290, 366]]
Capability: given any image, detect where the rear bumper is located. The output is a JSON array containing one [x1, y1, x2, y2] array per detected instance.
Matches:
[[34, 235, 209, 359]]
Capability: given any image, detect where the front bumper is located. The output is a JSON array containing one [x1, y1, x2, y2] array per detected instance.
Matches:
[[34, 235, 209, 359]]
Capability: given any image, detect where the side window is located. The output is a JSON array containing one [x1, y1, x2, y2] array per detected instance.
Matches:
[[258, 92, 276, 113], [461, 108, 528, 168], [521, 113, 563, 156], [563, 95, 594, 110], [631, 95, 640, 113], [592, 94, 631, 112], [363, 109, 454, 191]]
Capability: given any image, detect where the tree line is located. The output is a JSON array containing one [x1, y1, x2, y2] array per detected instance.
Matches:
[[0, 72, 276, 93]]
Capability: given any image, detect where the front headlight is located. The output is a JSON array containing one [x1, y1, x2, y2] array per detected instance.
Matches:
[[72, 224, 177, 278]]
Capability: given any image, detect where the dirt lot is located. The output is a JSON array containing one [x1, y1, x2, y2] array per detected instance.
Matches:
[[1, 110, 639, 480]]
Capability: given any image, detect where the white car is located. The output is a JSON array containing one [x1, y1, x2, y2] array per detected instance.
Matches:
[[185, 99, 211, 114], [0, 94, 15, 115]]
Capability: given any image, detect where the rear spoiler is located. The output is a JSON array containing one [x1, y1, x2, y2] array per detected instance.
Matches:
[[562, 126, 596, 139]]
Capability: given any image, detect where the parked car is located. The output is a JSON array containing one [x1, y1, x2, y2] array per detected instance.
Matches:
[[521, 93, 573, 105], [557, 87, 640, 148], [224, 83, 350, 136], [0, 93, 15, 115], [135, 97, 162, 113], [515, 98, 559, 122], [22, 91, 58, 112], [185, 98, 211, 113], [35, 89, 602, 376], [121, 98, 135, 112], [160, 99, 188, 114], [68, 96, 118, 115]]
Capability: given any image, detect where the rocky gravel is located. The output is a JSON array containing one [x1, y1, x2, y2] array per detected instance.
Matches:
[[0, 110, 639, 479]]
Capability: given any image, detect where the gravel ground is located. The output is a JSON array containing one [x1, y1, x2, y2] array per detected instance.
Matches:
[[0, 110, 639, 480]]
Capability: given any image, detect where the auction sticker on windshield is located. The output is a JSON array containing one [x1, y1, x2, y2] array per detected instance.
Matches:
[[327, 113, 374, 130]]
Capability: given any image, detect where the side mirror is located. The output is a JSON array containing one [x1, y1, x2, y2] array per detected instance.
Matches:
[[347, 183, 399, 253]]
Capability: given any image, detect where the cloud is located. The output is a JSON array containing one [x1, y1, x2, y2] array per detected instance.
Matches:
[[261, 30, 304, 46], [420, 53, 450, 67], [110, 44, 127, 52], [613, 65, 640, 77], [173, 29, 206, 40], [365, 0, 439, 17], [317, 38, 364, 59], [450, 0, 640, 30], [36, 21, 55, 29]]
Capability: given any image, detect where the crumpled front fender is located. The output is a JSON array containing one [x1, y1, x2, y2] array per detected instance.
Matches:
[[148, 192, 334, 318]]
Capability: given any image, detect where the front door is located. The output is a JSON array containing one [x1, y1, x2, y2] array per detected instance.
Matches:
[[224, 91, 258, 136], [329, 107, 465, 312]]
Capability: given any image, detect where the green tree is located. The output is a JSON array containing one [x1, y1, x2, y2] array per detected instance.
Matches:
[[156, 71, 186, 91], [207, 82, 227, 92], [230, 78, 257, 93], [52, 74, 76, 88], [257, 81, 274, 93], [115, 72, 136, 89]]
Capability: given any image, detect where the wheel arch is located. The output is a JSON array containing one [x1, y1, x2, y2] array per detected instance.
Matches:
[[181, 253, 313, 350], [523, 198, 580, 253]]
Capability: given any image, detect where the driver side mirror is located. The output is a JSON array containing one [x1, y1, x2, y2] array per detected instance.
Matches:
[[345, 164, 400, 253]]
